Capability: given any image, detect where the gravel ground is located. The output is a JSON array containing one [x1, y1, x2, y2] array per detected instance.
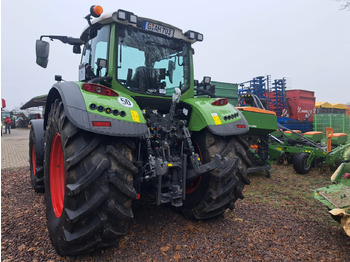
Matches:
[[2, 166, 350, 261]]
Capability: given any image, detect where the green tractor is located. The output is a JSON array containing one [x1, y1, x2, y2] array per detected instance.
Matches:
[[29, 6, 251, 256]]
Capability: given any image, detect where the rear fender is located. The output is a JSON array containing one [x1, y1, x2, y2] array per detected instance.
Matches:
[[184, 98, 249, 136], [44, 82, 147, 137]]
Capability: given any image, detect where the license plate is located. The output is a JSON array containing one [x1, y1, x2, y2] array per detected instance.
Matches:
[[143, 21, 174, 38]]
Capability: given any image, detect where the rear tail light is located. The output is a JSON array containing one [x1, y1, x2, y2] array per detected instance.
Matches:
[[82, 83, 119, 97], [92, 121, 111, 127], [211, 98, 228, 106], [237, 124, 246, 129]]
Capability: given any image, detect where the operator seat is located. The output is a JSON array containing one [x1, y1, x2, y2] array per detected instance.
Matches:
[[132, 66, 158, 92]]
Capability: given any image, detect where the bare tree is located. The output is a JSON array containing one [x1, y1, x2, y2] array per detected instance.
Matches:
[[337, 0, 350, 10]]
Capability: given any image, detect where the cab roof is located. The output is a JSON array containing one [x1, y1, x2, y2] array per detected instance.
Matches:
[[80, 9, 203, 44]]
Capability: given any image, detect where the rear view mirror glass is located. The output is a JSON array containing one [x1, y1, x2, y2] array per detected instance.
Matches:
[[36, 40, 50, 68]]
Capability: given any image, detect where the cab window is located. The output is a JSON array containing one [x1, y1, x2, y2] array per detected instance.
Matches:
[[80, 25, 110, 81]]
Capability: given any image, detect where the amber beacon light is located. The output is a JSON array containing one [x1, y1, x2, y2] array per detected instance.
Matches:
[[90, 5, 103, 17]]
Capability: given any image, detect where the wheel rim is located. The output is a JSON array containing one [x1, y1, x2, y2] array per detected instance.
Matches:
[[304, 158, 311, 170], [32, 144, 36, 176], [186, 176, 202, 194], [186, 141, 203, 194], [50, 133, 65, 218]]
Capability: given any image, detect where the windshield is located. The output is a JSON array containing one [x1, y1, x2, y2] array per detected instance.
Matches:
[[117, 25, 190, 96]]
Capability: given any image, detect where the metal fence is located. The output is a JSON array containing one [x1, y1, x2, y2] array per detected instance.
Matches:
[[313, 114, 350, 134]]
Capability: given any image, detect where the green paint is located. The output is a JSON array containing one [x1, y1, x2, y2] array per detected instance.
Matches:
[[239, 110, 277, 135], [78, 82, 146, 124], [185, 98, 241, 131], [313, 162, 350, 230]]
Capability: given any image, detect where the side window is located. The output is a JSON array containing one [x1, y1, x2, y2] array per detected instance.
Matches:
[[80, 25, 110, 81], [94, 42, 108, 76]]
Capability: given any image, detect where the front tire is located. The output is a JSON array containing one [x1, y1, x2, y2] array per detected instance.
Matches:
[[29, 120, 45, 193], [293, 152, 312, 174], [44, 99, 138, 256], [181, 129, 251, 220]]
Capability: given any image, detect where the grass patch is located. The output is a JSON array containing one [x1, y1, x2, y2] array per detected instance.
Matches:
[[243, 163, 336, 224]]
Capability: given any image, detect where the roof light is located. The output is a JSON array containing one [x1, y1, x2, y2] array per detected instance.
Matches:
[[212, 98, 228, 106], [129, 14, 138, 24], [82, 83, 119, 97], [117, 10, 126, 20], [116, 10, 138, 24], [187, 31, 196, 40], [90, 5, 103, 18], [185, 30, 204, 41], [203, 76, 211, 84]]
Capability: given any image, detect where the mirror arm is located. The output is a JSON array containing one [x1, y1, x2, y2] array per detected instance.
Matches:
[[40, 35, 83, 46]]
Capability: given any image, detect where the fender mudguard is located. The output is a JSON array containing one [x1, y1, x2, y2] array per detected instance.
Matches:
[[184, 98, 249, 136], [44, 82, 148, 137]]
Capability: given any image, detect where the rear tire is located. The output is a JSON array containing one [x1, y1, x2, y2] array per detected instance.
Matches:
[[293, 153, 311, 174], [44, 99, 138, 256], [180, 129, 251, 220]]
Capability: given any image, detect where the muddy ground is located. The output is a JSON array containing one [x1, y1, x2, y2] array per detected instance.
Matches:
[[1, 165, 350, 261]]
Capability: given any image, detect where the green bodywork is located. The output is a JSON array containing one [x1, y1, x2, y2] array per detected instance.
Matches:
[[81, 82, 244, 131], [303, 133, 323, 143], [269, 142, 350, 167], [185, 98, 242, 131], [80, 82, 146, 124], [210, 81, 238, 106], [331, 134, 349, 146], [269, 127, 350, 168], [314, 162, 350, 212], [238, 109, 277, 135], [283, 131, 302, 140]]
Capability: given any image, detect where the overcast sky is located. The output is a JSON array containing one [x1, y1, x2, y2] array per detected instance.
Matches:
[[1, 0, 349, 111]]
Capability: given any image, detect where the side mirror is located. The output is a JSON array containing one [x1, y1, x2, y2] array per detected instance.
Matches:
[[36, 40, 50, 68], [55, 75, 62, 82], [73, 45, 81, 54], [96, 58, 107, 77]]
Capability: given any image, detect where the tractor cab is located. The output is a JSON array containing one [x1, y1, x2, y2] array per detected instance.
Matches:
[[36, 7, 203, 109]]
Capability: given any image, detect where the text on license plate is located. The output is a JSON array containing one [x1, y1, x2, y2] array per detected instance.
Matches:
[[143, 21, 174, 38]]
